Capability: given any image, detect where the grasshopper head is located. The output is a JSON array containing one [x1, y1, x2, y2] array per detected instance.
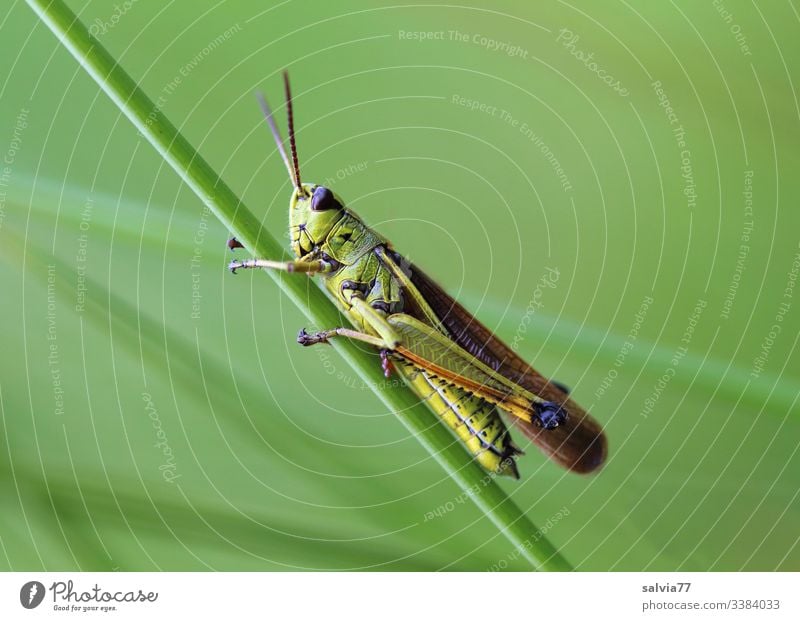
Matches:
[[257, 73, 346, 258], [289, 183, 345, 257]]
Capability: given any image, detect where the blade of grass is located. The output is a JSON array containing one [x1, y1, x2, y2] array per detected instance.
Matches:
[[25, 0, 572, 571]]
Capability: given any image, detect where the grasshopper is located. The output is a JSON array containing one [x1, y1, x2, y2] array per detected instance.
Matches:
[[229, 73, 607, 478]]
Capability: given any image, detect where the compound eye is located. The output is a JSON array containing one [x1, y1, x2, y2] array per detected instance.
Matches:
[[311, 186, 342, 211]]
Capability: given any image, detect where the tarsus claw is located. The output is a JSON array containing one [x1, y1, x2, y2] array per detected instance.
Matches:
[[298, 328, 325, 346]]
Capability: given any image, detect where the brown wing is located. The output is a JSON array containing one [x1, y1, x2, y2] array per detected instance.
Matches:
[[396, 253, 607, 473]]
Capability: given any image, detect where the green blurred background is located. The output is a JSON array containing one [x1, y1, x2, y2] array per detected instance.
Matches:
[[1, 0, 798, 570]]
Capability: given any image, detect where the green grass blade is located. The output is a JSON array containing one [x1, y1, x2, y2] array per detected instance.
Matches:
[[25, 0, 573, 571]]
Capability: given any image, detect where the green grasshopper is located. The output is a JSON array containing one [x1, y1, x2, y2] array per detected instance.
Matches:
[[229, 73, 607, 478]]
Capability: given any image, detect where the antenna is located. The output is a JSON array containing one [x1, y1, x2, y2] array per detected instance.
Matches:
[[283, 71, 303, 192], [255, 90, 297, 189]]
